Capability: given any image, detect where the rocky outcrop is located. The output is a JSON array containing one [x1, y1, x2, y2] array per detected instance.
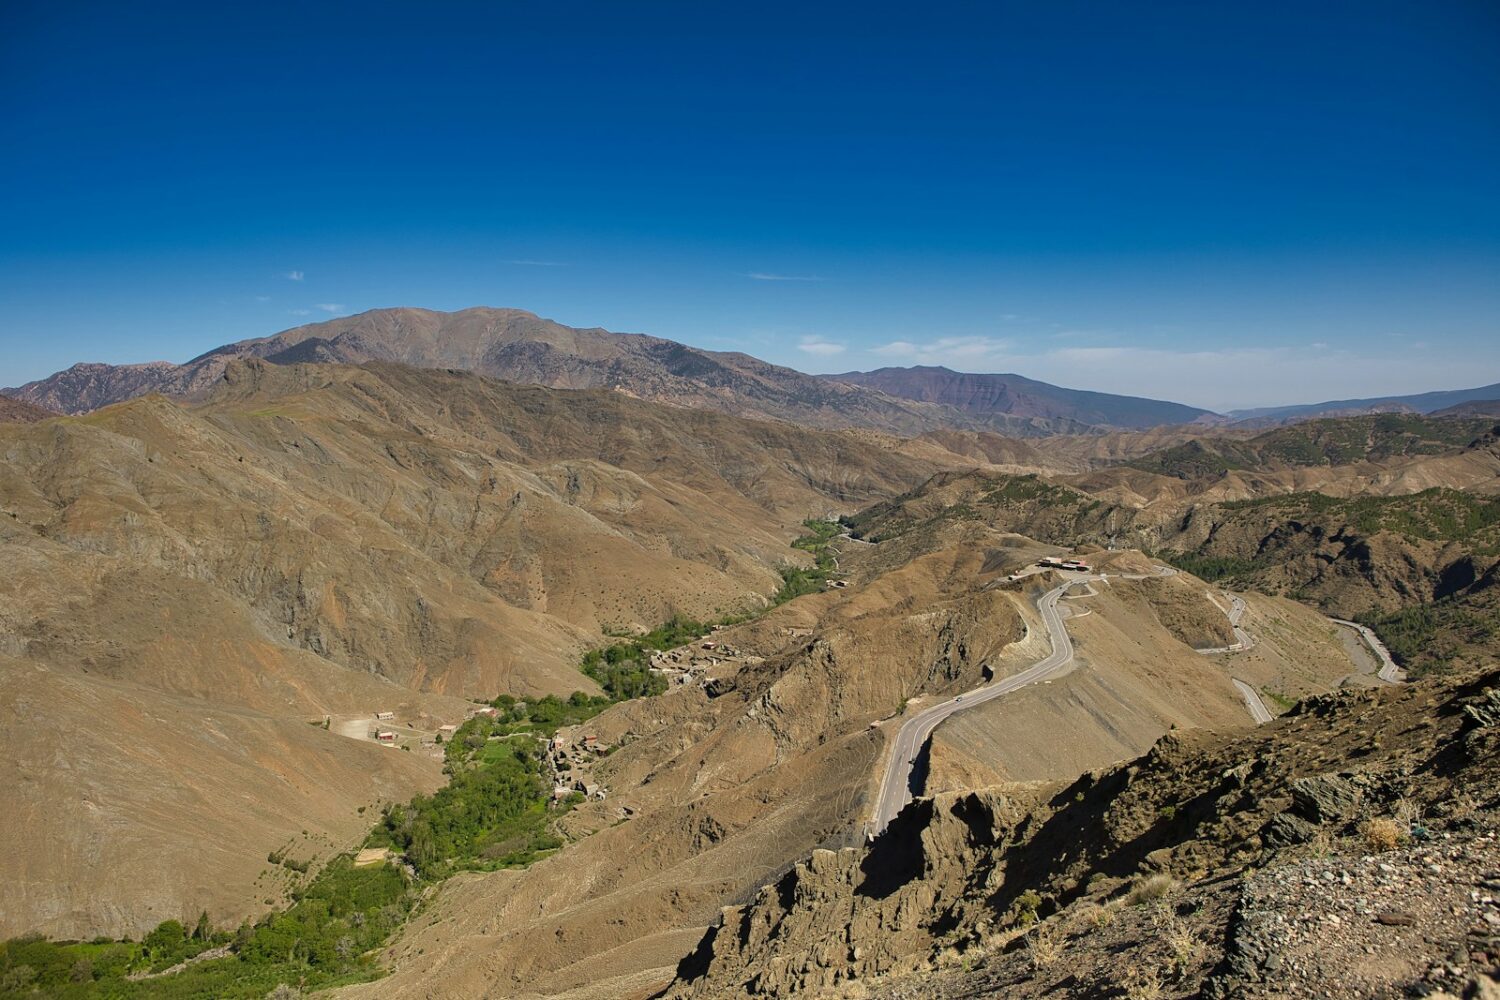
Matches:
[[665, 668, 1500, 998]]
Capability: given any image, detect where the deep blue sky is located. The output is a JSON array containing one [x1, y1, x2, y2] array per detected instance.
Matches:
[[2, 1, 1496, 410]]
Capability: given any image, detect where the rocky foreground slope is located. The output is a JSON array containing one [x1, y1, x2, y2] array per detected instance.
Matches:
[[665, 668, 1500, 999]]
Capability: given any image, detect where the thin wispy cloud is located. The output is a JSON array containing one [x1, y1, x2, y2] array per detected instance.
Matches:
[[745, 272, 825, 282], [289, 309, 311, 316], [504, 259, 569, 267], [283, 270, 304, 281], [797, 337, 846, 357], [872, 336, 1012, 365], [315, 303, 344, 313]]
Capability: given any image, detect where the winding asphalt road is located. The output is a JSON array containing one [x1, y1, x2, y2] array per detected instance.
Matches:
[[1198, 590, 1277, 723], [1231, 678, 1274, 724], [867, 574, 1407, 835], [869, 579, 1080, 835], [1199, 592, 1253, 654]]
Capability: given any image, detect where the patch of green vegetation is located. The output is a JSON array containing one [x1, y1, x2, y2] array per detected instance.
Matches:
[[365, 690, 619, 881], [1360, 603, 1442, 672], [1259, 688, 1296, 712], [1357, 595, 1497, 678], [1130, 415, 1496, 479], [1127, 441, 1254, 480], [370, 733, 561, 879], [790, 517, 839, 552], [1155, 550, 1261, 582], [580, 615, 708, 700], [1217, 491, 1341, 512], [481, 692, 614, 738], [771, 518, 841, 605], [980, 474, 1080, 506], [772, 563, 831, 603], [0, 858, 413, 998], [1212, 489, 1500, 554]]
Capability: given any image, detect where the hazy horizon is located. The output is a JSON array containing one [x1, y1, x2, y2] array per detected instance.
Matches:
[[6, 302, 1500, 415]]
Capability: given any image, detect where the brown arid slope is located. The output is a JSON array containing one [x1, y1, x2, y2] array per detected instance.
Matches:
[[664, 667, 1500, 999], [0, 656, 447, 940], [923, 573, 1246, 795], [0, 359, 936, 939], [0, 397, 58, 423], [922, 565, 1364, 798], [331, 540, 1028, 999]]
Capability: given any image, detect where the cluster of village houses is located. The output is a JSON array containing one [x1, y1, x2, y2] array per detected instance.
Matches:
[[363, 628, 783, 805], [547, 730, 612, 804], [648, 635, 743, 686]]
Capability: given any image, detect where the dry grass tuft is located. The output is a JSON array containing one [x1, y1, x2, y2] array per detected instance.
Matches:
[[1127, 873, 1176, 906], [1075, 898, 1121, 931], [1027, 923, 1061, 971], [1121, 966, 1165, 1000], [935, 945, 964, 969], [1393, 797, 1422, 834], [1164, 917, 1203, 974], [1361, 817, 1401, 853]]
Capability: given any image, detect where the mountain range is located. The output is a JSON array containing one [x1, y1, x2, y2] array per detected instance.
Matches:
[[11, 306, 1494, 435], [1226, 381, 1500, 424], [1, 308, 1079, 436], [3, 335, 1498, 997]]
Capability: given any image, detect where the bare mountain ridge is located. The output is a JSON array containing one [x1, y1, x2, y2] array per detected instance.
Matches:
[[5, 307, 1081, 436], [826, 364, 1217, 428], [0, 357, 936, 938]]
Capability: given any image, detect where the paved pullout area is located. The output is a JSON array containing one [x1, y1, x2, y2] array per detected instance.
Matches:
[[1330, 617, 1404, 683]]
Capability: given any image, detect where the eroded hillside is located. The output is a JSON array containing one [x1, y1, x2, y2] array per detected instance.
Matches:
[[849, 466, 1500, 675], [0, 360, 934, 938]]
